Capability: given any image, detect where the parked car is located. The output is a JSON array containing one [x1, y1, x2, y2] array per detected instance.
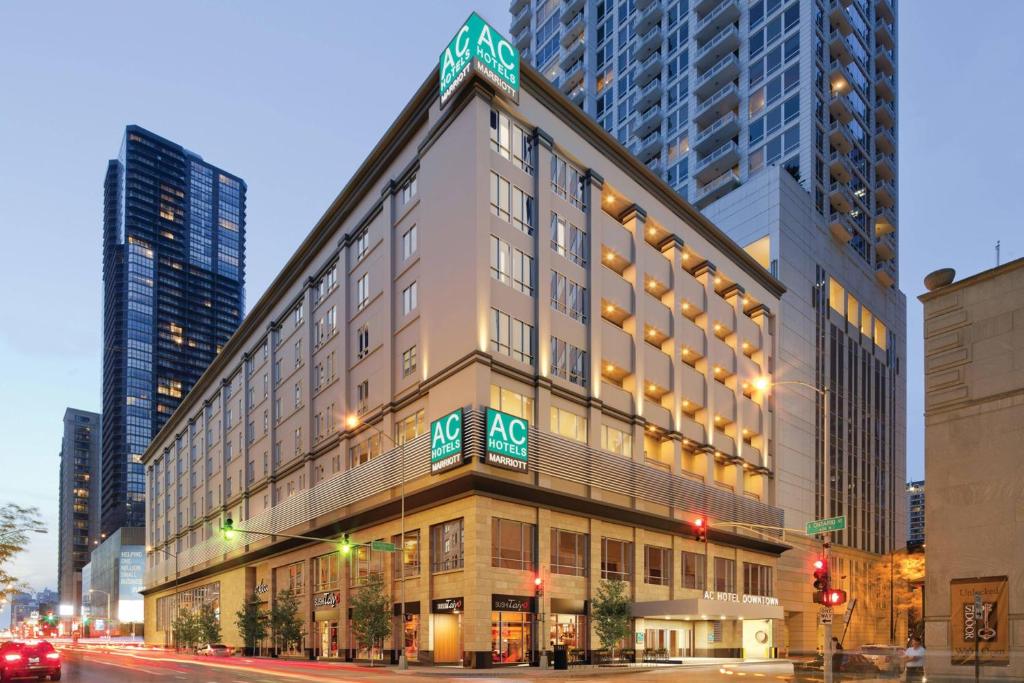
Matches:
[[195, 643, 232, 657], [860, 644, 904, 673], [0, 640, 61, 680], [794, 652, 881, 676]]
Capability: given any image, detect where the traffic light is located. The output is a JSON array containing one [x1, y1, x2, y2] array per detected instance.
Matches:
[[339, 533, 352, 555], [812, 557, 829, 591], [533, 575, 544, 596], [693, 517, 707, 543], [816, 589, 848, 606], [221, 518, 235, 541]]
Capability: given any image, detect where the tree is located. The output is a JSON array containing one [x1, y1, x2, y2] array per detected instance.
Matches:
[[171, 608, 201, 651], [350, 572, 390, 665], [0, 505, 44, 593], [196, 602, 221, 645], [592, 578, 632, 661], [235, 591, 270, 656], [270, 588, 304, 655]]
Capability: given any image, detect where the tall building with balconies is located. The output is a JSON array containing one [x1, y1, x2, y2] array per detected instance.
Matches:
[[101, 126, 246, 537], [906, 479, 923, 545], [57, 408, 101, 617], [513, 0, 898, 286]]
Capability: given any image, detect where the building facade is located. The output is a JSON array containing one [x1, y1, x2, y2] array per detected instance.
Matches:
[[906, 479, 923, 546], [921, 259, 1024, 679], [102, 125, 246, 537], [142, 47, 793, 665], [513, 0, 898, 285], [82, 527, 146, 632], [57, 408, 101, 617]]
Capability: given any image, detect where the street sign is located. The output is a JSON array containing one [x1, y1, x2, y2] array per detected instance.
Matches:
[[819, 606, 833, 625], [371, 540, 396, 553], [844, 598, 857, 623], [806, 515, 847, 535]]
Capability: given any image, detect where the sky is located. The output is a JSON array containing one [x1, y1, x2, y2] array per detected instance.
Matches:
[[0, 0, 1022, 606]]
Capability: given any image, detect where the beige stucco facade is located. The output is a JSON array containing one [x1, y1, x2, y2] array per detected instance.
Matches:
[[920, 259, 1024, 680]]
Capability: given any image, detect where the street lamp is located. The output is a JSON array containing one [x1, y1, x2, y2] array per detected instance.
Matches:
[[754, 377, 834, 683], [88, 589, 112, 639], [147, 545, 180, 648], [346, 413, 410, 670]]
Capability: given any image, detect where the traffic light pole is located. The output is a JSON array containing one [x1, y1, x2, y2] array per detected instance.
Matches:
[[822, 386, 833, 683]]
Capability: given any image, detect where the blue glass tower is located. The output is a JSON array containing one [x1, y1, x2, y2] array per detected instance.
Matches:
[[101, 125, 245, 536]]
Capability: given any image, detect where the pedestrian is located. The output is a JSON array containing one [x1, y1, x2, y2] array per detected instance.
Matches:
[[903, 636, 925, 682], [831, 637, 844, 672]]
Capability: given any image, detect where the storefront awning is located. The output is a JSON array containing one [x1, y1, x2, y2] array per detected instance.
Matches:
[[632, 597, 784, 621]]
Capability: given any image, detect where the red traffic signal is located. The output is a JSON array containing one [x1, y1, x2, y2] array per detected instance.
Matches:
[[814, 589, 847, 606], [693, 518, 708, 543], [812, 557, 829, 591], [533, 575, 544, 595]]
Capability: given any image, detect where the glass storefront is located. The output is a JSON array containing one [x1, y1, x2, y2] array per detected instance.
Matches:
[[431, 597, 464, 664], [318, 619, 339, 658], [402, 614, 419, 661], [491, 611, 532, 664], [550, 613, 586, 650]]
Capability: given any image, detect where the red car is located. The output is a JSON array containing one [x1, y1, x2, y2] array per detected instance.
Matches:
[[0, 640, 61, 681]]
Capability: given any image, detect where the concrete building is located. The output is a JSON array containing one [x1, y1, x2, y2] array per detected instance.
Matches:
[[512, 0, 899, 282], [906, 479, 923, 546], [920, 259, 1024, 680], [57, 408, 101, 617], [82, 527, 145, 634], [143, 17, 793, 666]]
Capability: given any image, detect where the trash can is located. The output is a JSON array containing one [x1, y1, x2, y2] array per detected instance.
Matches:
[[553, 644, 569, 670]]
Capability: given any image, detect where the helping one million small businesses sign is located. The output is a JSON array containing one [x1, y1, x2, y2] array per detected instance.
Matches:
[[485, 408, 529, 472], [439, 12, 520, 108]]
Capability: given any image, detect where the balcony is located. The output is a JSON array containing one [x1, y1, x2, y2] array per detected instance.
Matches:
[[635, 26, 662, 61], [829, 211, 855, 243], [509, 0, 528, 16], [560, 37, 585, 68], [876, 152, 895, 180], [694, 169, 741, 208], [829, 3, 853, 35], [694, 112, 739, 154], [560, 61, 584, 93], [828, 181, 854, 213], [694, 81, 739, 127], [634, 104, 663, 138], [694, 0, 721, 14], [829, 59, 853, 93], [645, 157, 663, 175], [515, 29, 531, 53], [830, 92, 853, 123], [739, 395, 762, 435], [876, 18, 895, 49], [877, 0, 895, 22], [829, 32, 852, 64], [708, 294, 736, 338], [636, 78, 663, 110], [876, 73, 895, 101], [636, 3, 664, 33], [561, 0, 585, 22], [680, 365, 707, 412], [876, 126, 896, 154], [876, 235, 896, 262], [876, 98, 895, 127], [561, 12, 585, 46], [511, 2, 532, 35], [636, 51, 663, 86], [636, 0, 658, 10], [829, 120, 854, 154], [695, 0, 740, 43], [602, 322, 635, 376], [829, 151, 853, 183], [875, 206, 897, 236], [678, 316, 707, 361], [695, 24, 740, 71], [568, 85, 585, 107], [876, 178, 896, 207], [876, 46, 895, 75], [633, 129, 664, 163], [876, 261, 896, 288], [736, 314, 762, 355], [713, 383, 737, 425], [695, 53, 740, 99], [695, 140, 740, 184]]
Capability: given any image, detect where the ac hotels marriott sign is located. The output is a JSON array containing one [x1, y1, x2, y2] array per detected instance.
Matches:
[[439, 12, 520, 107]]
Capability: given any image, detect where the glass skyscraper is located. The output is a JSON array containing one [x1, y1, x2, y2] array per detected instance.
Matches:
[[101, 125, 245, 536]]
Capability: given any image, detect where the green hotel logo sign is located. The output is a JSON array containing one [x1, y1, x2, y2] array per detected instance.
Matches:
[[430, 408, 464, 474], [485, 408, 529, 472], [439, 12, 520, 108]]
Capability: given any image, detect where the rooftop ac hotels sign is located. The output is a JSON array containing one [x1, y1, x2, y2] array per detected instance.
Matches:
[[439, 12, 520, 108], [430, 408, 464, 474], [485, 408, 529, 472]]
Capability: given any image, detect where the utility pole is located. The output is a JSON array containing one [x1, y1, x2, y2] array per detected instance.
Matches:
[[822, 386, 833, 683]]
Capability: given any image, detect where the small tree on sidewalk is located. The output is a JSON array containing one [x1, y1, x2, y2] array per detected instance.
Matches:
[[350, 572, 391, 665], [235, 591, 270, 656], [592, 578, 632, 662], [171, 607, 200, 651], [196, 602, 221, 645], [270, 588, 304, 656]]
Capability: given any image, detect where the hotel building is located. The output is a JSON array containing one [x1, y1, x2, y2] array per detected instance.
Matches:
[[143, 24, 793, 666]]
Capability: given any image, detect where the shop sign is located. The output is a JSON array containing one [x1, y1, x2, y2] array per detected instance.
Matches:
[[950, 576, 1009, 666], [702, 591, 781, 607], [430, 408, 464, 474], [491, 594, 534, 612], [432, 596, 464, 614], [313, 592, 340, 609], [485, 408, 529, 472], [254, 580, 270, 597], [439, 12, 520, 108]]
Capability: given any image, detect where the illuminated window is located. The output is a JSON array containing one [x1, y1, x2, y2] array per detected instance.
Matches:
[[489, 385, 534, 423], [874, 318, 888, 350], [550, 406, 587, 443], [846, 292, 859, 327], [828, 277, 845, 315]]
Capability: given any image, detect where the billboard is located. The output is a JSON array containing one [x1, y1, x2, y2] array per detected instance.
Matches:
[[950, 576, 1009, 666], [439, 12, 520, 108], [118, 547, 145, 623]]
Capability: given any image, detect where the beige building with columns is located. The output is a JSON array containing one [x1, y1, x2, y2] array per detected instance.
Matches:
[[142, 28, 795, 666]]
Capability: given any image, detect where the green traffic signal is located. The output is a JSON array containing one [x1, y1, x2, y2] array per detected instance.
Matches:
[[339, 533, 352, 554], [222, 517, 235, 540]]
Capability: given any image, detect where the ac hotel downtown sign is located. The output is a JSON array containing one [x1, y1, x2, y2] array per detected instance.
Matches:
[[430, 408, 529, 474]]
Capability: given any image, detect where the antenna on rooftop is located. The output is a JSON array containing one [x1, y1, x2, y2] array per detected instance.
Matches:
[[996, 241, 1001, 267]]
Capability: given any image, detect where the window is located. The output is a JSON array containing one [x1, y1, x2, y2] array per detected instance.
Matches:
[[402, 226, 417, 260], [294, 382, 301, 408], [490, 109, 535, 174], [294, 339, 302, 368], [600, 425, 633, 456], [293, 303, 304, 327], [744, 562, 774, 597], [681, 551, 706, 590], [645, 545, 671, 586], [348, 433, 381, 468], [355, 231, 370, 261], [351, 545, 385, 586], [357, 325, 370, 359], [294, 426, 302, 454], [550, 271, 587, 322], [392, 530, 420, 579], [357, 380, 369, 412], [489, 385, 534, 423], [550, 213, 587, 266], [402, 282, 418, 315], [714, 557, 736, 593], [491, 518, 535, 570], [276, 561, 305, 595], [402, 346, 417, 377], [601, 537, 632, 581], [550, 337, 588, 386], [394, 410, 425, 445], [551, 153, 587, 210], [490, 172, 534, 234], [430, 518, 464, 572], [489, 236, 534, 295], [490, 308, 534, 364], [551, 529, 588, 576], [551, 406, 587, 443], [312, 552, 340, 593], [356, 274, 369, 310], [400, 174, 417, 204]]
